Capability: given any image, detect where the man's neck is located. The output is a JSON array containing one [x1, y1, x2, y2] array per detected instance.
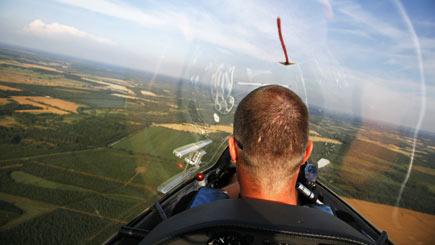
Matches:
[[236, 162, 301, 205], [240, 183, 299, 205]]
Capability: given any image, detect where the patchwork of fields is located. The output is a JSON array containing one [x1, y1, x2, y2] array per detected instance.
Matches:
[[0, 48, 194, 243], [0, 127, 199, 243], [0, 47, 434, 244]]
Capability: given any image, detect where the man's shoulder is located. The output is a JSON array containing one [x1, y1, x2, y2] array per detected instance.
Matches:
[[190, 187, 229, 209], [303, 204, 334, 216]]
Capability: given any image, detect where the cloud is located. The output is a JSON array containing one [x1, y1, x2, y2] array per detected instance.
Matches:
[[56, 0, 166, 28], [317, 0, 334, 19], [54, 0, 205, 43], [328, 28, 371, 38], [335, 1, 405, 40], [25, 19, 115, 45], [53, 0, 433, 84], [54, 0, 324, 63]]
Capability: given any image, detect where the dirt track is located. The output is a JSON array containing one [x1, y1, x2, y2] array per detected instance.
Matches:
[[36, 162, 159, 196], [0, 192, 127, 233]]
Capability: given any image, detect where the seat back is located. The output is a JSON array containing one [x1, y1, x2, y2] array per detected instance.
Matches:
[[140, 198, 374, 245]]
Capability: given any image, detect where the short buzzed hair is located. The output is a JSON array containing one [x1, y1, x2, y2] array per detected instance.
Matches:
[[233, 85, 309, 194]]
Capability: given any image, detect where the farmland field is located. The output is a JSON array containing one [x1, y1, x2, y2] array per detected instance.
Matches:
[[113, 126, 201, 157], [10, 96, 82, 114], [0, 84, 22, 91], [0, 46, 189, 243], [344, 198, 435, 245], [151, 123, 233, 134], [0, 45, 434, 244]]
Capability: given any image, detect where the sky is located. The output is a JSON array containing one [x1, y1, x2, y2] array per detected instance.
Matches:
[[0, 0, 434, 132]]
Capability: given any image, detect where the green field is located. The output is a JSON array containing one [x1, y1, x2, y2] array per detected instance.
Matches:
[[0, 124, 201, 243], [113, 126, 200, 159], [0, 127, 196, 243], [0, 209, 115, 244]]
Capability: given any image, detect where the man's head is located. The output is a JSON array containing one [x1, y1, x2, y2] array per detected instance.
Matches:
[[228, 85, 312, 196]]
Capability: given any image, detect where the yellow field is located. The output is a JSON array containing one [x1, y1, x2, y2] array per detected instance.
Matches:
[[0, 84, 22, 91], [145, 111, 168, 116], [413, 165, 435, 176], [152, 123, 350, 138], [10, 96, 82, 114], [357, 136, 411, 157], [152, 123, 233, 134], [308, 127, 341, 144], [0, 65, 99, 90], [0, 98, 11, 105], [83, 78, 134, 95], [111, 93, 140, 100], [112, 93, 159, 104], [309, 136, 342, 144], [167, 102, 178, 108], [0, 62, 144, 100], [0, 60, 63, 73], [1, 73, 79, 88], [343, 198, 435, 245], [91, 75, 128, 85], [16, 109, 67, 114], [0, 116, 21, 127], [33, 97, 81, 113], [309, 130, 320, 136], [141, 90, 160, 97], [11, 96, 53, 108]]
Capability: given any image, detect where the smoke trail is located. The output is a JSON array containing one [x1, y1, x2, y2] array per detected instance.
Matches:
[[392, 0, 427, 222], [296, 63, 309, 108]]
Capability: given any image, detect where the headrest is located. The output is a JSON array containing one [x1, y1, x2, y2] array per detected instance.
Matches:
[[140, 198, 373, 244]]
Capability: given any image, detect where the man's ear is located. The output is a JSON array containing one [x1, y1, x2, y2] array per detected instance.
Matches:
[[301, 140, 313, 165], [228, 136, 238, 163]]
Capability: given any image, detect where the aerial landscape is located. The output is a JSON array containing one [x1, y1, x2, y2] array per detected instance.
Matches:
[[0, 0, 434, 244], [0, 45, 200, 243], [0, 45, 433, 244]]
